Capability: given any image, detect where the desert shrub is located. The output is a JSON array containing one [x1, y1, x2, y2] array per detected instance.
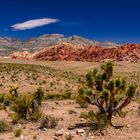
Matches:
[[0, 119, 12, 132], [76, 62, 137, 126], [0, 93, 5, 103], [44, 93, 60, 100], [29, 111, 43, 121], [11, 114, 21, 124], [80, 112, 89, 119], [44, 91, 71, 100], [9, 86, 18, 97], [76, 90, 88, 108], [0, 104, 4, 110], [68, 110, 77, 115], [63, 90, 72, 98], [117, 111, 128, 118], [65, 132, 72, 140], [47, 116, 58, 128], [33, 87, 44, 106], [39, 115, 58, 129], [6, 86, 19, 103], [39, 117, 48, 129], [0, 93, 5, 110], [88, 111, 110, 133], [10, 94, 33, 120], [80, 111, 109, 133], [10, 92, 43, 122], [14, 128, 22, 137], [0, 83, 3, 87], [33, 135, 37, 139]]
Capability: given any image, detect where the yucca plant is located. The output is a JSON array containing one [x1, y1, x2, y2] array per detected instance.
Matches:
[[76, 62, 137, 125], [10, 92, 43, 121], [11, 94, 33, 120]]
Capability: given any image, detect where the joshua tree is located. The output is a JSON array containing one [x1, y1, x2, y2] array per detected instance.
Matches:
[[76, 62, 137, 124]]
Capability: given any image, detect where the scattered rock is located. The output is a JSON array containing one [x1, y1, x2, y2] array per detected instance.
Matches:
[[20, 135, 24, 140], [65, 131, 73, 140], [76, 129, 85, 135], [55, 128, 64, 137], [43, 128, 47, 131], [67, 125, 75, 130], [39, 117, 49, 129], [52, 136, 60, 140], [80, 118, 85, 121], [126, 124, 131, 128]]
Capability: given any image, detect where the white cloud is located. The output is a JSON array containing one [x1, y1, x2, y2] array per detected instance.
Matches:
[[11, 18, 59, 31]]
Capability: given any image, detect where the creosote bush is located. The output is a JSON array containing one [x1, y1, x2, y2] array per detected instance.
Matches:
[[39, 115, 58, 129], [76, 62, 137, 127], [0, 93, 5, 103], [14, 128, 22, 137], [0, 119, 12, 132], [5, 86, 19, 105], [44, 90, 72, 100]]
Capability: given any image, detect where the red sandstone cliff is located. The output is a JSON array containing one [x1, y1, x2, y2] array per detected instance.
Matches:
[[10, 43, 140, 62]]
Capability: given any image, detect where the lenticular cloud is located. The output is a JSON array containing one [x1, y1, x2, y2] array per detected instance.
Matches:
[[11, 18, 59, 31]]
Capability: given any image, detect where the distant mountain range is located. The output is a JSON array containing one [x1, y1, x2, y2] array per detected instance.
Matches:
[[0, 34, 119, 56]]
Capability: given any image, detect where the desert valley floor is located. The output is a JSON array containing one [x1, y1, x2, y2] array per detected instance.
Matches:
[[0, 58, 140, 140]]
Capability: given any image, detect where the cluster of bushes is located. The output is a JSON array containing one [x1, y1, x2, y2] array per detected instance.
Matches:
[[0, 87, 44, 122], [0, 85, 73, 126]]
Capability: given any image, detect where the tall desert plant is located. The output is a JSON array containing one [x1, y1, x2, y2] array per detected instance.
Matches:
[[11, 94, 33, 120], [76, 62, 137, 125]]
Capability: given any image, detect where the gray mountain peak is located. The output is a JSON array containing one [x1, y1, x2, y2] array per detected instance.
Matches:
[[0, 34, 119, 56]]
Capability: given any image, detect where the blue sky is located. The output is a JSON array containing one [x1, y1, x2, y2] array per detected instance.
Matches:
[[0, 0, 140, 43]]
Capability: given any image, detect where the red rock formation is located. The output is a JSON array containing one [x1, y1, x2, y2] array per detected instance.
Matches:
[[10, 43, 140, 62], [10, 51, 34, 60]]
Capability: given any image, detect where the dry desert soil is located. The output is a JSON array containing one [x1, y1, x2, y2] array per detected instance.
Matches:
[[0, 58, 140, 140]]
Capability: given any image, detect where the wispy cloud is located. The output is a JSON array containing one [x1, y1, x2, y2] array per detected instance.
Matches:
[[11, 18, 59, 31]]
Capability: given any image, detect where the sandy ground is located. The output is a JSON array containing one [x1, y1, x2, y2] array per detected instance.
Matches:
[[0, 100, 140, 140], [0, 59, 140, 139]]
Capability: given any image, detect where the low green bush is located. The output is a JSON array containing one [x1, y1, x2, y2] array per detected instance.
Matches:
[[0, 93, 5, 103], [44, 91, 71, 100], [0, 119, 12, 133], [14, 128, 22, 137]]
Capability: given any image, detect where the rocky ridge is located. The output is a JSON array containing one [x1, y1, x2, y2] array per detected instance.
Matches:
[[0, 34, 119, 56], [10, 43, 140, 62]]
